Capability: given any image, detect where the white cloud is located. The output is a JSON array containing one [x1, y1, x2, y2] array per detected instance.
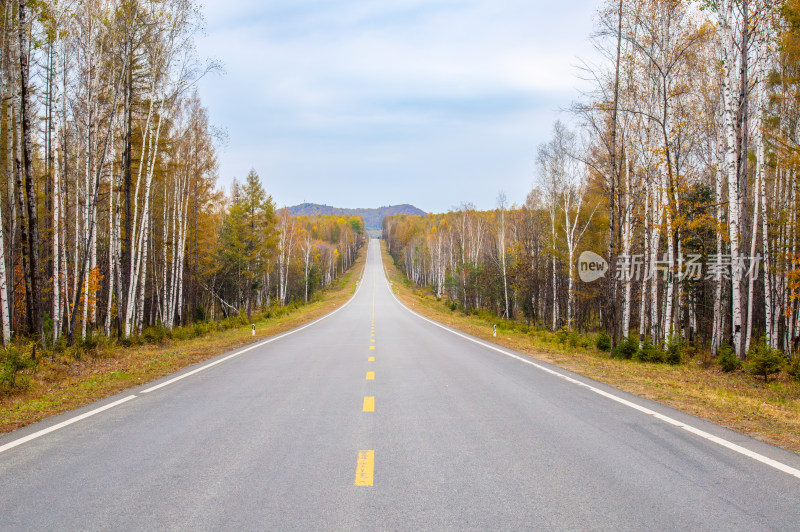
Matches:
[[196, 0, 603, 211]]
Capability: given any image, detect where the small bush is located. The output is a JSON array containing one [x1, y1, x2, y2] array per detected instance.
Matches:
[[76, 333, 100, 351], [556, 327, 569, 344], [787, 358, 800, 381], [716, 344, 740, 372], [634, 338, 662, 363], [192, 322, 207, 338], [611, 336, 638, 360], [42, 313, 55, 348], [118, 334, 143, 347], [171, 327, 190, 341], [142, 325, 171, 345], [596, 330, 612, 352], [744, 338, 785, 382], [665, 337, 683, 365], [568, 331, 582, 348], [0, 346, 34, 392]]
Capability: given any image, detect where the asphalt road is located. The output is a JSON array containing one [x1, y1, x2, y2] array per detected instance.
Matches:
[[1, 239, 799, 531]]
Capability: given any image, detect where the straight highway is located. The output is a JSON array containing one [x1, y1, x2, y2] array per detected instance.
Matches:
[[1, 239, 798, 530]]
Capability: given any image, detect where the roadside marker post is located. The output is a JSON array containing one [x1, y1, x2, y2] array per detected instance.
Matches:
[[252, 324, 255, 336], [493, 324, 497, 337]]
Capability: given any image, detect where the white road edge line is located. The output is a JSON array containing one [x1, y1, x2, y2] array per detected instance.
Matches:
[[0, 250, 372, 456], [384, 278, 800, 481], [0, 395, 138, 455], [141, 255, 367, 394]]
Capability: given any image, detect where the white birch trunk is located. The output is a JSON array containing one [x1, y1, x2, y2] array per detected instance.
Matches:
[[52, 130, 62, 344], [621, 154, 633, 339], [638, 183, 650, 341], [649, 180, 663, 341], [0, 180, 10, 347], [721, 1, 744, 358], [712, 136, 725, 356], [663, 207, 675, 342]]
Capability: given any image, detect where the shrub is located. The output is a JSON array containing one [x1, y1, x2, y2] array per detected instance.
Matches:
[[556, 327, 569, 344], [118, 333, 143, 347], [142, 325, 171, 345], [716, 344, 740, 372], [171, 327, 190, 341], [611, 336, 638, 360], [0, 346, 34, 392], [665, 337, 683, 365], [75, 332, 104, 353], [595, 330, 612, 352], [744, 338, 785, 382], [568, 331, 582, 348], [787, 358, 800, 381], [634, 338, 662, 363], [192, 322, 207, 338]]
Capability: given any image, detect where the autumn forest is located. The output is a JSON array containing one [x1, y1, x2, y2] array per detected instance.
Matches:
[[4, 0, 800, 373], [0, 0, 365, 350], [384, 0, 800, 363]]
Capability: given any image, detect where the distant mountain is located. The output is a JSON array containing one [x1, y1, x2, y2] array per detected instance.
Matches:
[[285, 203, 427, 232]]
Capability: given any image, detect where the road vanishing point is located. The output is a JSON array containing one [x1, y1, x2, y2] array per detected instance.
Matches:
[[1, 240, 799, 530]]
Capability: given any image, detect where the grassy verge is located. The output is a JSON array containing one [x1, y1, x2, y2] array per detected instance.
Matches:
[[381, 240, 800, 455], [0, 249, 366, 435]]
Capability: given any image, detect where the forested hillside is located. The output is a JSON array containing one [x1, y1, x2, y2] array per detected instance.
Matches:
[[0, 0, 365, 348], [287, 203, 426, 231], [385, 0, 800, 363]]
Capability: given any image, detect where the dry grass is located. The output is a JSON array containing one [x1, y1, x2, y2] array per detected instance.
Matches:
[[381, 241, 800, 455], [0, 250, 366, 435]]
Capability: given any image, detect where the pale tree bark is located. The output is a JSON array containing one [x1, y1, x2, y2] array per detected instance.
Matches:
[[621, 152, 633, 338], [538, 133, 561, 330], [712, 134, 725, 356], [4, 4, 17, 329], [638, 180, 650, 341], [0, 182, 10, 347], [723, 67, 744, 357], [50, 35, 63, 343], [19, 0, 43, 341], [12, 1, 32, 336], [123, 90, 154, 336], [277, 211, 296, 305], [174, 171, 190, 326], [105, 146, 119, 336], [68, 24, 130, 345], [496, 194, 510, 319], [53, 132, 62, 343], [301, 230, 313, 303], [649, 175, 664, 342]]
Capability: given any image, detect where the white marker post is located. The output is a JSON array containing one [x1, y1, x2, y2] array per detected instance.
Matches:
[[493, 324, 497, 337], [252, 324, 255, 336]]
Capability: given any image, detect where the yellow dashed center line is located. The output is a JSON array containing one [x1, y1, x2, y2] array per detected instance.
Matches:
[[355, 450, 374, 486], [363, 396, 375, 412], [355, 267, 379, 487]]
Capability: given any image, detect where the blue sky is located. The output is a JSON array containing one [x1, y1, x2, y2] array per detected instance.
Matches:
[[195, 0, 603, 212]]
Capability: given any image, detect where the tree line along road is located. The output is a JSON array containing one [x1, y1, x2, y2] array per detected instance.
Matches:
[[0, 239, 798, 530]]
